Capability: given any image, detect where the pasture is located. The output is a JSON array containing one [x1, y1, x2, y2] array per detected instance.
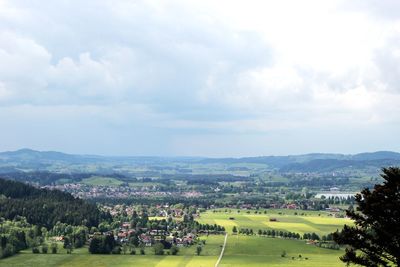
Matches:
[[0, 235, 223, 267], [81, 176, 124, 186], [220, 235, 344, 267], [197, 209, 350, 236], [1, 209, 349, 266]]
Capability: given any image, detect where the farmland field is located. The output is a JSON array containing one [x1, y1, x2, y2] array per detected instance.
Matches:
[[1, 209, 349, 267], [200, 209, 348, 266], [81, 176, 124, 186], [197, 209, 351, 235], [0, 235, 223, 267], [220, 236, 343, 267]]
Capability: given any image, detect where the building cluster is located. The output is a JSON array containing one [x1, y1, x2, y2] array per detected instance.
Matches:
[[43, 183, 202, 199], [90, 222, 197, 248]]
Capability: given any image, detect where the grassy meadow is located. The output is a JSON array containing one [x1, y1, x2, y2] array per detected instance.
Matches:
[[200, 209, 348, 267], [1, 209, 349, 266], [197, 209, 351, 235], [0, 235, 223, 267], [82, 176, 124, 186], [220, 235, 343, 267]]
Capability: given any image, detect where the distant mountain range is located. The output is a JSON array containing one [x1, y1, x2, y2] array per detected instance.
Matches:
[[0, 148, 400, 173], [199, 151, 400, 169]]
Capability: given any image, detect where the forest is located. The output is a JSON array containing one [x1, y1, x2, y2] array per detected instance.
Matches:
[[0, 178, 110, 228]]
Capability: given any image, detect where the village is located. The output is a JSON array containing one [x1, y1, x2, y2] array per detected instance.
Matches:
[[110, 222, 198, 248], [82, 204, 226, 255]]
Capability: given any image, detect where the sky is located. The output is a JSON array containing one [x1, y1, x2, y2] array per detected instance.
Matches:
[[0, 0, 400, 157]]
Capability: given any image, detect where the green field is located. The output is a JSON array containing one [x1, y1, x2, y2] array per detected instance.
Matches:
[[81, 176, 124, 186], [0, 235, 223, 267], [221, 236, 343, 267], [1, 210, 349, 266], [197, 209, 351, 235], [199, 209, 348, 266]]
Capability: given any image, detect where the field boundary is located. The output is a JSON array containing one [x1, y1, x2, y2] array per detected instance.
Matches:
[[215, 233, 228, 267]]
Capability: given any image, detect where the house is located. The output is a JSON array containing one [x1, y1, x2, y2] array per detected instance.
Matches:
[[139, 234, 153, 247], [176, 238, 185, 247], [127, 230, 135, 235], [122, 222, 130, 229], [53, 236, 64, 241], [183, 233, 195, 245], [117, 232, 129, 242], [326, 207, 340, 212], [286, 204, 297, 209]]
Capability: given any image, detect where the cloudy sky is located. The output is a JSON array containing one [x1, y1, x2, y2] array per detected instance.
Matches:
[[0, 0, 399, 157]]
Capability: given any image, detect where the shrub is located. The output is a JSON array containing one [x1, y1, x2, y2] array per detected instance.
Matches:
[[111, 246, 121, 254], [41, 244, 48, 254], [2, 244, 15, 258], [51, 243, 58, 254], [154, 243, 164, 255], [170, 245, 179, 255], [196, 245, 202, 256]]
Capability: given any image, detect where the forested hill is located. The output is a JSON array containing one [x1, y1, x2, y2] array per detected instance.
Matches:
[[0, 178, 110, 228], [279, 158, 400, 173], [1, 148, 400, 174], [199, 151, 400, 166], [0, 178, 75, 200]]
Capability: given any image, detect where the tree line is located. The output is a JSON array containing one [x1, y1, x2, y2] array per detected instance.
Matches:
[[0, 178, 111, 228]]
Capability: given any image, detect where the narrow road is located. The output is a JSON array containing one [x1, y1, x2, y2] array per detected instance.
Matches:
[[215, 233, 228, 267]]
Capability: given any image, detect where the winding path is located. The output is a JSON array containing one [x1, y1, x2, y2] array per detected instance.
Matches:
[[215, 233, 228, 267]]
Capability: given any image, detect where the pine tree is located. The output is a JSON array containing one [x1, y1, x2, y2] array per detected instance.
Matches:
[[334, 167, 400, 266], [232, 226, 237, 234]]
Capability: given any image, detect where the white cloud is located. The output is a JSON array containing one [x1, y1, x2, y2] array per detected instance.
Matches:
[[0, 0, 399, 155], [0, 31, 51, 102]]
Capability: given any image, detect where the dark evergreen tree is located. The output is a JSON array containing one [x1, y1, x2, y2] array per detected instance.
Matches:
[[88, 236, 102, 254], [334, 167, 400, 266], [232, 226, 237, 234]]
